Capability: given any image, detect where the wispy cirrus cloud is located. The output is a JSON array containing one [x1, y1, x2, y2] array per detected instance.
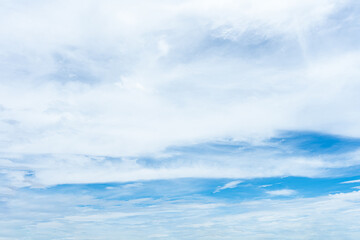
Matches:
[[341, 179, 360, 184], [1, 179, 360, 240], [266, 189, 297, 196], [213, 180, 242, 193], [1, 132, 360, 189]]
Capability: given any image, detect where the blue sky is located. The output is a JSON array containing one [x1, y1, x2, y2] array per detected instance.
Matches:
[[1, 0, 360, 239]]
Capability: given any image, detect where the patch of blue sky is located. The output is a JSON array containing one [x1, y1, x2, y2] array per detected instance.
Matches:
[[29, 174, 360, 205], [137, 131, 360, 169], [325, 164, 360, 178], [4, 175, 360, 239], [269, 131, 360, 155], [3, 131, 360, 222]]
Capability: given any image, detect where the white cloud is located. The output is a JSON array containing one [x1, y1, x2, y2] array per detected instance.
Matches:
[[1, 186, 360, 239], [214, 180, 242, 193], [0, 0, 359, 187], [266, 189, 297, 196], [1, 1, 360, 239], [1, 147, 360, 188], [341, 179, 360, 184]]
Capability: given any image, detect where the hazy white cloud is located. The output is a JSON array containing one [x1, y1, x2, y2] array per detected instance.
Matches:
[[266, 189, 297, 196], [1, 145, 360, 188], [0, 147, 357, 188], [1, 1, 360, 239], [1, 0, 359, 158], [1, 185, 360, 239]]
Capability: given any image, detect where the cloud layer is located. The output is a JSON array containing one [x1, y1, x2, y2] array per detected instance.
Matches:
[[1, 0, 360, 158], [1, 179, 360, 240], [1, 1, 360, 238]]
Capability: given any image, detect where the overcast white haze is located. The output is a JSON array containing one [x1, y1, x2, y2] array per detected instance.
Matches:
[[1, 0, 360, 239]]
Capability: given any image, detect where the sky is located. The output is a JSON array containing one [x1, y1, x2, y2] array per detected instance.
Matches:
[[1, 0, 360, 239]]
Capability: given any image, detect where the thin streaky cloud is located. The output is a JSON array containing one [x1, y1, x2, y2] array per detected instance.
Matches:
[[213, 180, 242, 193], [266, 189, 297, 196], [341, 179, 360, 184]]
